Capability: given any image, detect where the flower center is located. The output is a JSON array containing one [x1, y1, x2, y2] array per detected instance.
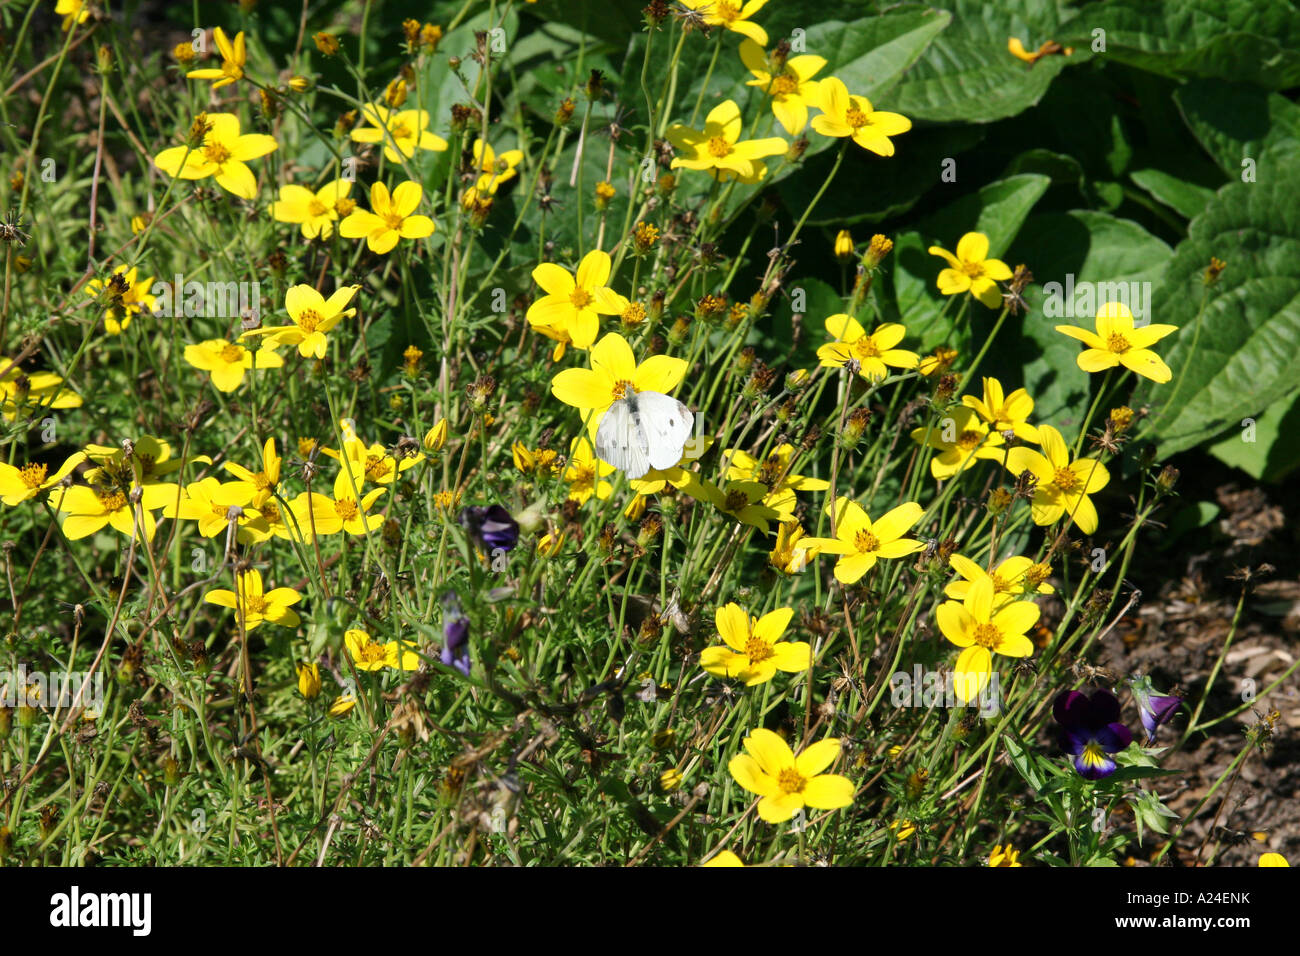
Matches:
[[991, 573, 1010, 593], [222, 61, 242, 79], [777, 766, 806, 794], [770, 73, 799, 96], [297, 308, 322, 333], [220, 344, 244, 362], [390, 120, 412, 141], [383, 210, 407, 230], [714, 0, 741, 21], [359, 642, 388, 664], [610, 379, 636, 400], [1106, 332, 1129, 353], [307, 198, 328, 217], [572, 464, 594, 490], [202, 141, 232, 165], [569, 288, 593, 309], [956, 429, 983, 451], [854, 528, 880, 553], [364, 455, 392, 481], [334, 498, 359, 521], [851, 336, 881, 359], [335, 198, 356, 216], [972, 622, 1001, 650], [962, 261, 985, 277], [260, 502, 282, 525], [244, 594, 267, 614], [744, 635, 774, 663], [845, 106, 870, 129], [1053, 467, 1080, 493], [20, 463, 47, 488], [98, 490, 128, 511], [1081, 740, 1108, 769], [706, 135, 733, 158]]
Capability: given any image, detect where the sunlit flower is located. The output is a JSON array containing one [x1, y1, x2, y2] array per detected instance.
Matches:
[[962, 376, 1040, 443], [811, 77, 911, 156], [423, 419, 448, 452], [910, 405, 1005, 480], [803, 497, 925, 584], [54, 482, 172, 542], [928, 232, 1011, 309], [308, 470, 387, 535], [1130, 675, 1182, 744], [0, 360, 82, 421], [564, 435, 614, 504], [240, 283, 360, 359], [184, 339, 283, 392], [1258, 853, 1290, 867], [550, 332, 687, 438], [739, 39, 825, 135], [322, 424, 424, 488], [699, 479, 783, 534], [944, 553, 1054, 607], [329, 692, 357, 717], [345, 628, 421, 671], [816, 315, 918, 381], [470, 139, 523, 194], [0, 452, 83, 506], [724, 442, 828, 501], [338, 180, 435, 254], [936, 576, 1039, 703], [296, 662, 322, 699], [154, 112, 277, 200], [55, 0, 89, 31], [222, 437, 281, 508], [186, 27, 246, 89], [1055, 301, 1178, 383], [701, 604, 809, 685], [526, 251, 628, 351], [988, 845, 1022, 867], [667, 100, 786, 183], [728, 728, 855, 823], [769, 520, 818, 574], [81, 435, 189, 493], [270, 178, 353, 239], [1053, 689, 1132, 780], [165, 476, 264, 540], [1004, 425, 1109, 535], [348, 104, 448, 163], [702, 850, 745, 867], [203, 568, 301, 631], [85, 265, 156, 335]]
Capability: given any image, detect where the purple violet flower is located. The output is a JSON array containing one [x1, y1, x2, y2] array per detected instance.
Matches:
[[1053, 689, 1133, 780], [441, 592, 470, 676], [458, 504, 519, 553], [1130, 675, 1182, 744]]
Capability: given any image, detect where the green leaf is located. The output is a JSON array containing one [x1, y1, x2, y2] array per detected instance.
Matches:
[[1205, 388, 1300, 482], [888, 0, 1086, 124], [1174, 79, 1300, 179], [1129, 169, 1217, 220], [1058, 0, 1300, 89], [1134, 168, 1300, 457]]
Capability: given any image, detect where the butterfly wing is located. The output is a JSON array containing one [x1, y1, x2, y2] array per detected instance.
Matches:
[[595, 399, 653, 479], [635, 391, 695, 471]]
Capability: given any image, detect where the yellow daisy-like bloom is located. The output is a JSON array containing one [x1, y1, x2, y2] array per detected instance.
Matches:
[[910, 405, 1005, 480], [348, 104, 447, 163], [203, 568, 302, 631], [928, 232, 1012, 309], [724, 443, 828, 496], [0, 452, 84, 506], [80, 435, 190, 492], [728, 728, 855, 823], [701, 850, 745, 867], [470, 139, 524, 194], [323, 427, 424, 489], [701, 604, 810, 686], [1258, 852, 1290, 867], [55, 0, 89, 31], [53, 482, 172, 542], [526, 250, 628, 351], [936, 576, 1039, 703], [1055, 301, 1178, 383], [564, 435, 614, 505], [329, 692, 357, 718], [296, 662, 322, 699], [0, 359, 82, 422], [184, 339, 283, 393], [165, 475, 263, 539], [945, 553, 1054, 607], [769, 520, 819, 574], [186, 27, 246, 89], [423, 419, 448, 452], [962, 376, 1040, 444], [680, 0, 770, 45], [550, 331, 687, 438], [666, 100, 787, 183], [306, 470, 387, 535], [222, 437, 281, 508], [85, 265, 157, 335], [345, 628, 420, 671], [153, 112, 277, 200], [270, 179, 353, 239], [811, 77, 911, 156], [338, 180, 435, 254], [698, 478, 785, 534], [240, 283, 360, 359], [803, 497, 925, 585], [816, 315, 919, 381], [988, 844, 1023, 867], [1004, 424, 1110, 535], [739, 39, 826, 135]]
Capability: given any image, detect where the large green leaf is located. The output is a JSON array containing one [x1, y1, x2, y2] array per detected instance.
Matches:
[[1057, 0, 1300, 89], [1128, 169, 1217, 221], [1134, 169, 1300, 457], [888, 0, 1086, 124], [1205, 388, 1300, 483], [1174, 80, 1300, 178]]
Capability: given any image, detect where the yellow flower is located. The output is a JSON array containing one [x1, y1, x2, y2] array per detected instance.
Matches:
[[728, 728, 855, 823], [80, 435, 189, 491], [222, 437, 281, 508], [85, 265, 157, 335], [769, 520, 818, 573], [1055, 301, 1178, 383], [423, 419, 448, 451], [537, 530, 565, 556], [339, 181, 435, 254], [988, 844, 1023, 867], [153, 112, 277, 200], [55, 0, 89, 31], [816, 315, 918, 381], [701, 604, 810, 685], [919, 346, 958, 377], [698, 478, 783, 534], [0, 359, 82, 421], [184, 339, 283, 392], [165, 476, 263, 539], [240, 283, 360, 359], [323, 427, 424, 488], [348, 104, 447, 163], [802, 497, 925, 585], [0, 452, 84, 506], [666, 100, 786, 183], [739, 39, 826, 135], [833, 228, 854, 262], [526, 250, 628, 351], [962, 376, 1040, 443], [296, 662, 322, 699], [53, 482, 171, 542], [1004, 425, 1110, 535], [564, 435, 614, 504], [910, 405, 1005, 481], [928, 232, 1012, 309], [186, 27, 245, 89], [1258, 852, 1290, 867], [270, 179, 352, 239], [724, 442, 826, 516], [701, 850, 745, 867], [203, 568, 302, 631], [470, 139, 523, 194], [345, 629, 421, 671], [936, 576, 1039, 702], [329, 692, 357, 717], [680, 0, 771, 45], [890, 819, 917, 840], [945, 553, 1054, 607], [811, 77, 911, 156], [307, 470, 387, 535], [550, 332, 687, 439]]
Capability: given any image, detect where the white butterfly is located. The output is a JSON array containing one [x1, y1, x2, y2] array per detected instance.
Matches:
[[594, 391, 695, 480]]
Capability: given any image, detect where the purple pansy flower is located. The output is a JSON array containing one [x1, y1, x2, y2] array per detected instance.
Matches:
[[441, 592, 470, 676], [1130, 675, 1182, 744], [1053, 689, 1133, 780], [458, 504, 519, 553]]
